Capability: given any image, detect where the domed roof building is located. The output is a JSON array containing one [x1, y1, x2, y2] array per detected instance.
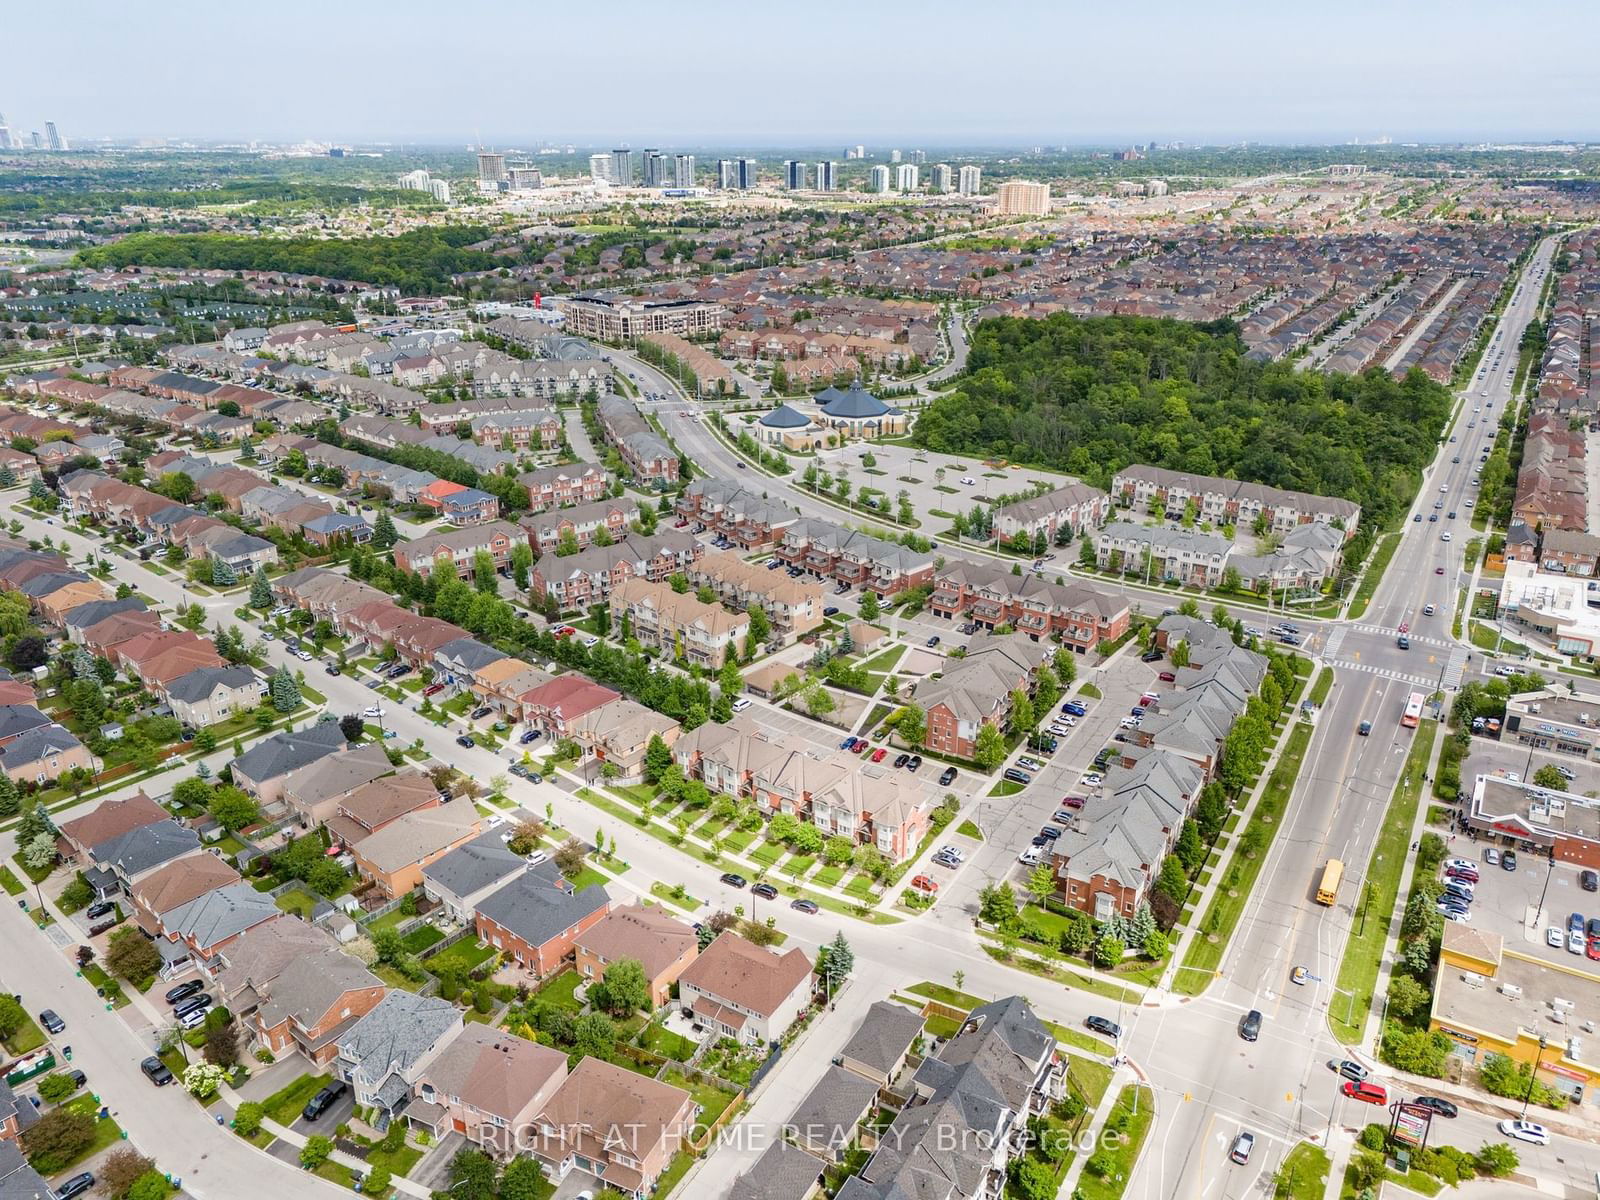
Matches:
[[813, 382, 907, 439], [754, 402, 826, 450]]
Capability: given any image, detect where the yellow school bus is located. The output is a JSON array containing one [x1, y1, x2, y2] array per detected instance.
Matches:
[[1316, 858, 1344, 906]]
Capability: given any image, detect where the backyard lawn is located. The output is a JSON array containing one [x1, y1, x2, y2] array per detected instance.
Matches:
[[274, 888, 317, 919], [424, 939, 497, 975], [637, 1022, 697, 1062], [2, 1013, 46, 1055], [533, 969, 586, 1013], [661, 1068, 740, 1135]]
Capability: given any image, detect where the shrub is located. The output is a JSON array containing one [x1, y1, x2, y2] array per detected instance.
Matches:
[[1476, 1142, 1519, 1177], [20, 1106, 97, 1173], [126, 1173, 171, 1200], [1357, 1124, 1387, 1151], [300, 1134, 333, 1169], [35, 1073, 78, 1102], [233, 1101, 264, 1138]]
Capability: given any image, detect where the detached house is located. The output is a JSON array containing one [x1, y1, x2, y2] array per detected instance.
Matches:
[[676, 931, 814, 1046], [474, 860, 610, 977], [530, 1057, 695, 1199], [407, 1025, 567, 1158]]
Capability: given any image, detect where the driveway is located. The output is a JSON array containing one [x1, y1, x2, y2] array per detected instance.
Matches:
[[288, 1085, 354, 1137], [409, 1131, 465, 1190]]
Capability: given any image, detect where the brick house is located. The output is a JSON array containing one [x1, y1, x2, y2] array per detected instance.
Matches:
[[473, 860, 611, 977]]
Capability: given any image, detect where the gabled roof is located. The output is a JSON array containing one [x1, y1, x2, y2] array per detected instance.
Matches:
[[59, 791, 166, 853], [416, 1024, 565, 1123], [162, 882, 280, 952], [476, 868, 609, 948], [339, 990, 461, 1089], [232, 722, 347, 786], [678, 931, 812, 1019], [423, 831, 527, 900]]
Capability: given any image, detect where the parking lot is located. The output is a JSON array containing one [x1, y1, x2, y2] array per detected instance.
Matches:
[[1454, 736, 1600, 966]]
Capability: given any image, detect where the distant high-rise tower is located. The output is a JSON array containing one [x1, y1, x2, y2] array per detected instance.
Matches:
[[476, 152, 505, 184], [889, 149, 902, 163], [958, 165, 982, 196], [673, 154, 696, 187], [717, 159, 738, 189], [590, 153, 614, 183], [910, 149, 926, 164], [895, 164, 919, 192], [0, 114, 12, 150], [641, 149, 666, 187], [869, 165, 891, 193], [610, 148, 633, 185], [783, 160, 806, 190], [737, 157, 758, 189], [931, 164, 953, 193], [815, 160, 837, 192], [44, 122, 65, 151], [29, 131, 42, 149], [429, 178, 452, 203], [995, 180, 1050, 216]]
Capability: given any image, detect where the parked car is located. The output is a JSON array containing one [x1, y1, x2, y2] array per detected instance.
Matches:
[[55, 1174, 94, 1200], [1140, 648, 1163, 663], [302, 1081, 348, 1121], [85, 900, 116, 921], [939, 767, 957, 786], [519, 728, 540, 744], [140, 1057, 173, 1086], [455, 735, 475, 748], [751, 883, 778, 900], [470, 706, 493, 720], [910, 875, 938, 894], [38, 1010, 63, 1034], [165, 980, 204, 1005], [790, 899, 819, 914], [1085, 1016, 1122, 1040], [1003, 768, 1032, 785], [719, 873, 748, 889], [905, 754, 922, 772], [1502, 850, 1519, 871], [893, 753, 910, 769], [871, 748, 888, 763], [423, 683, 446, 697], [1583, 870, 1599, 892]]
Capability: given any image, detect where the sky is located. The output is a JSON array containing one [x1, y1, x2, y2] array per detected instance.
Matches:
[[6, 0, 1597, 146]]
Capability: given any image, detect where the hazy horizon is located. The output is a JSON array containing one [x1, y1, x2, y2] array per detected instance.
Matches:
[[6, 0, 1598, 145]]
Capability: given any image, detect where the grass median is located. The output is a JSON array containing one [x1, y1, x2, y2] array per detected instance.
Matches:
[[1075, 1085, 1155, 1200], [1347, 533, 1400, 620], [1173, 716, 1315, 996], [1329, 719, 1437, 1044]]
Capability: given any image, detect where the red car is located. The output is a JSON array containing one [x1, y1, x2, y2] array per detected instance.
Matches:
[[853, 741, 869, 755], [552, 625, 576, 638], [1435, 566, 1445, 575], [1158, 671, 1176, 683], [1398, 623, 1409, 634], [1342, 1080, 1387, 1105], [871, 748, 888, 763], [423, 683, 445, 697], [910, 875, 938, 894], [1588, 937, 1600, 962]]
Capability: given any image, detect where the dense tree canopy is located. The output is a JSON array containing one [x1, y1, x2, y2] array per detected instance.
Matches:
[[80, 225, 497, 294], [913, 313, 1454, 542]]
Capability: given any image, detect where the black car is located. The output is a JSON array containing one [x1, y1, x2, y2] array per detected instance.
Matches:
[[926, 635, 941, 648], [165, 980, 204, 1005], [324, 664, 341, 676], [751, 883, 779, 900], [55, 1173, 94, 1200], [172, 993, 212, 1019], [455, 735, 475, 748], [1140, 649, 1163, 663], [62, 1068, 86, 1091], [1411, 1095, 1458, 1118], [937, 766, 958, 786], [140, 1057, 173, 1086], [893, 753, 910, 769], [720, 872, 749, 889], [1038, 825, 1061, 840], [1239, 1009, 1262, 1042], [905, 755, 922, 772], [508, 763, 530, 779], [1582, 870, 1598, 892], [790, 899, 819, 914], [38, 1009, 63, 1035], [302, 1080, 348, 1121], [1502, 850, 1518, 871], [470, 706, 493, 720], [1085, 1015, 1122, 1040], [85, 900, 116, 921], [1030, 835, 1050, 847]]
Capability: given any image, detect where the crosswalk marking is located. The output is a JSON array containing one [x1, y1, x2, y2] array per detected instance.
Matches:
[[1324, 659, 1441, 690], [1346, 622, 1451, 649]]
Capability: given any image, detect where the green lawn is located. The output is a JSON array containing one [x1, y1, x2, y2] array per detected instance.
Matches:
[[1309, 666, 1333, 706], [373, 965, 426, 992], [648, 882, 701, 911], [1278, 1142, 1331, 1200], [1329, 720, 1437, 1044], [1065, 1053, 1115, 1111], [637, 1022, 697, 1062], [722, 828, 756, 852], [274, 888, 317, 919], [812, 865, 845, 888], [2, 1013, 46, 1055], [660, 1068, 739, 1136], [260, 1072, 331, 1127], [748, 839, 785, 867], [1077, 682, 1102, 699], [365, 1141, 423, 1178], [425, 939, 497, 975], [988, 779, 1023, 798], [1174, 720, 1314, 996], [955, 820, 983, 840], [60, 1094, 123, 1168], [313, 1161, 354, 1188], [0, 866, 22, 896], [400, 925, 445, 954], [1049, 1021, 1115, 1058], [781, 854, 815, 878], [1348, 532, 1400, 620], [907, 981, 982, 1009], [566, 865, 610, 890], [1074, 1085, 1155, 1200], [533, 969, 586, 1013]]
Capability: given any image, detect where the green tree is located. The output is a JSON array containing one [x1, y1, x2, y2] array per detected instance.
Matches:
[[571, 1011, 618, 1060], [978, 882, 1018, 925], [299, 1135, 334, 1169], [1093, 935, 1125, 969], [448, 1148, 498, 1200], [0, 996, 28, 1041], [1008, 689, 1035, 735], [497, 1158, 546, 1200], [21, 1106, 97, 1173], [269, 665, 300, 713], [594, 958, 650, 1016], [1026, 861, 1055, 905], [208, 785, 259, 832], [973, 723, 1006, 770], [1386, 974, 1430, 1021], [510, 541, 534, 590], [233, 1101, 264, 1138], [859, 591, 880, 621], [1476, 1143, 1519, 1177], [1532, 765, 1567, 791], [894, 703, 926, 748], [371, 512, 398, 549], [820, 930, 855, 980], [643, 733, 673, 784]]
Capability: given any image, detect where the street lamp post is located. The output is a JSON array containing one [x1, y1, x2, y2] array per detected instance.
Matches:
[[1522, 1035, 1548, 1119]]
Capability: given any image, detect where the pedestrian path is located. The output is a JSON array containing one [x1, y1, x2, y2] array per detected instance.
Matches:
[[1346, 621, 1452, 649]]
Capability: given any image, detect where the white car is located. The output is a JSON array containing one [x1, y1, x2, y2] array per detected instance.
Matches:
[[1441, 532, 1451, 542], [581, 635, 600, 648], [362, 705, 385, 719], [938, 845, 966, 863], [959, 476, 976, 486], [1017, 756, 1045, 772], [1547, 926, 1564, 948], [295, 649, 313, 661], [1497, 1119, 1549, 1146], [1080, 772, 1104, 787], [1055, 715, 1077, 729], [1018, 846, 1043, 866], [730, 698, 753, 713], [1444, 858, 1477, 872]]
